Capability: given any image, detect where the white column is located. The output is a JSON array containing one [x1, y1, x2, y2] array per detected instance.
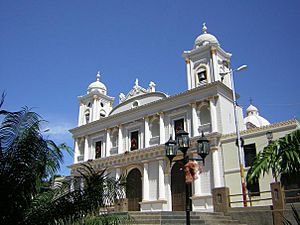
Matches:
[[186, 59, 191, 90], [144, 117, 150, 148], [158, 160, 166, 200], [209, 97, 218, 133], [212, 147, 222, 188], [190, 61, 195, 88], [159, 112, 165, 144], [106, 129, 111, 157], [193, 159, 202, 196], [211, 47, 219, 82], [78, 103, 84, 126], [84, 136, 89, 161], [118, 125, 123, 154], [74, 139, 79, 163], [166, 174, 172, 211], [191, 103, 199, 137], [143, 162, 149, 201], [92, 95, 98, 122]]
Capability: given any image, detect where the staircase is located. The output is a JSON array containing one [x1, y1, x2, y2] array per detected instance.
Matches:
[[127, 211, 247, 225]]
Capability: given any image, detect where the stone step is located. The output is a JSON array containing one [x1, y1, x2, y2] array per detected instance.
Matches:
[[119, 211, 248, 225]]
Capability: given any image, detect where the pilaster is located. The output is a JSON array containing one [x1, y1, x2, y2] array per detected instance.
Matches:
[[143, 162, 149, 201], [209, 96, 218, 133], [144, 117, 150, 148], [106, 128, 111, 157], [190, 102, 199, 137], [158, 159, 166, 200], [211, 146, 222, 188], [159, 112, 165, 144], [118, 125, 123, 154], [185, 59, 192, 90]]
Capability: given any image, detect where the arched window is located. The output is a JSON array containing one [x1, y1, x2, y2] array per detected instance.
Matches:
[[195, 66, 207, 86], [100, 110, 106, 118], [150, 119, 159, 138], [111, 130, 118, 148], [85, 110, 90, 124], [149, 118, 160, 146]]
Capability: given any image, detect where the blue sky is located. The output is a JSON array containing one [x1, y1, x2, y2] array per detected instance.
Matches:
[[1, 0, 300, 175]]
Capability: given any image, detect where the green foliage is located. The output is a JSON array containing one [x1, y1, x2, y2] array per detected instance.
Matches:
[[0, 94, 130, 225], [0, 103, 66, 224], [247, 129, 300, 184], [25, 163, 128, 225]]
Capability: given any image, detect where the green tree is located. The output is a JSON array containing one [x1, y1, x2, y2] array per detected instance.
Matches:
[[247, 129, 300, 184], [25, 163, 130, 225], [0, 94, 65, 224], [0, 94, 130, 225]]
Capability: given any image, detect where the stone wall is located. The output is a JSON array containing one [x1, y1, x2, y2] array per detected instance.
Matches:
[[225, 206, 273, 225]]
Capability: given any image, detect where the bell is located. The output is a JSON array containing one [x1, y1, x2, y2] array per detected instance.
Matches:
[[197, 71, 206, 82]]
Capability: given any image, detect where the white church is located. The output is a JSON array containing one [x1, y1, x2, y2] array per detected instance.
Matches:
[[69, 24, 299, 212]]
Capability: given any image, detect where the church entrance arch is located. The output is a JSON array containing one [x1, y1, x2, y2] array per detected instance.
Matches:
[[171, 161, 191, 211], [126, 168, 142, 211]]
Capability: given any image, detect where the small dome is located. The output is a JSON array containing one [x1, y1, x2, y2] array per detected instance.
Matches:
[[87, 71, 107, 95], [246, 104, 258, 114], [194, 23, 219, 49], [244, 104, 270, 129]]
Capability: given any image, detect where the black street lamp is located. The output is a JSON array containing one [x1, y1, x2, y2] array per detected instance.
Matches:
[[165, 130, 210, 225]]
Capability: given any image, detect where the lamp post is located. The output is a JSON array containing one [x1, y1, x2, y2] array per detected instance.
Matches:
[[220, 64, 248, 207], [165, 131, 210, 225]]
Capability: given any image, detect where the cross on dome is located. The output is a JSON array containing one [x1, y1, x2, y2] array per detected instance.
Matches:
[[202, 22, 208, 34], [134, 78, 139, 88], [96, 71, 101, 81], [249, 97, 253, 105]]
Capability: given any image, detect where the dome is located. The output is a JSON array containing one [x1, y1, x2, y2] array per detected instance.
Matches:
[[246, 104, 258, 114], [194, 23, 219, 49], [244, 104, 270, 129], [87, 71, 107, 95]]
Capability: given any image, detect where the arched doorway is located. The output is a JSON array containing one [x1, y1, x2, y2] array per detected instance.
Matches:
[[171, 161, 191, 211], [126, 168, 142, 211]]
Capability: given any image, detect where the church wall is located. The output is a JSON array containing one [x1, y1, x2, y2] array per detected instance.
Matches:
[[221, 121, 299, 207]]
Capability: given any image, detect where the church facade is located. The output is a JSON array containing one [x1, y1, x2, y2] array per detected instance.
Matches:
[[69, 24, 299, 211]]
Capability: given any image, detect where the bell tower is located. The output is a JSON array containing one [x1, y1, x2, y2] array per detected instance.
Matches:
[[77, 71, 114, 126], [183, 23, 232, 90]]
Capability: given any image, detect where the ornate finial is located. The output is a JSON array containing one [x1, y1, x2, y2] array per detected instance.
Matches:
[[202, 22, 207, 34], [149, 81, 156, 92], [96, 71, 101, 81]]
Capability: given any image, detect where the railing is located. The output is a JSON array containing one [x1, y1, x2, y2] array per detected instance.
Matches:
[[285, 188, 300, 203], [229, 190, 272, 207]]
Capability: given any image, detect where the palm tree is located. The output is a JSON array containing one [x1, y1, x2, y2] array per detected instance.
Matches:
[[0, 93, 131, 225], [25, 163, 130, 225], [247, 129, 300, 184], [0, 97, 65, 224]]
